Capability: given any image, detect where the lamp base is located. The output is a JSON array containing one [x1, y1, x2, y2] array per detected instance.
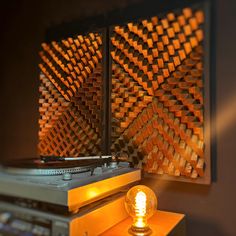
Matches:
[[128, 225, 152, 236]]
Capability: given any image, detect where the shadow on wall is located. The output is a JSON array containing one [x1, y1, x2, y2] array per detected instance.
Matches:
[[142, 176, 211, 197], [187, 217, 225, 236]]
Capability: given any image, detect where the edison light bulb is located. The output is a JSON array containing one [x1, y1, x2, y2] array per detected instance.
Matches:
[[125, 185, 157, 235]]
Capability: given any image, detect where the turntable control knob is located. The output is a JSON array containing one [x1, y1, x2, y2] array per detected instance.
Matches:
[[62, 172, 72, 181], [109, 161, 118, 168]]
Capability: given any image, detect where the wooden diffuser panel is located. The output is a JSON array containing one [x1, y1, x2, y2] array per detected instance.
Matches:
[[110, 6, 209, 181], [38, 33, 103, 156]]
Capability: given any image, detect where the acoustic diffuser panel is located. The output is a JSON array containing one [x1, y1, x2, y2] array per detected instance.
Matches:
[[37, 2, 210, 184], [110, 5, 210, 183], [38, 32, 103, 157]]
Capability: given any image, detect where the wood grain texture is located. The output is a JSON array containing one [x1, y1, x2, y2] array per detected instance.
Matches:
[[38, 33, 103, 156], [110, 7, 207, 181]]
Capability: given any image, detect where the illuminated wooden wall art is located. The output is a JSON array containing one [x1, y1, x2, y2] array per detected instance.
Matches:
[[38, 33, 103, 157], [110, 5, 211, 184], [37, 2, 210, 184]]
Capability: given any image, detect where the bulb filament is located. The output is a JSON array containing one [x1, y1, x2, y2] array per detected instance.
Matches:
[[134, 191, 147, 228]]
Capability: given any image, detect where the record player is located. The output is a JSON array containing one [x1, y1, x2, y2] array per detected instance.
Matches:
[[0, 155, 141, 236]]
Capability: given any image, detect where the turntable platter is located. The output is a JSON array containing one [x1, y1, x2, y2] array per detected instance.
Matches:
[[1, 165, 93, 176], [0, 156, 111, 176]]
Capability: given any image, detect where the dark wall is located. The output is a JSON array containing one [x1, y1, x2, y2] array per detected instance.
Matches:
[[0, 0, 236, 235]]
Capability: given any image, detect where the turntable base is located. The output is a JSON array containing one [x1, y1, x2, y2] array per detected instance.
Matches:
[[0, 156, 141, 235], [0, 164, 141, 212]]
